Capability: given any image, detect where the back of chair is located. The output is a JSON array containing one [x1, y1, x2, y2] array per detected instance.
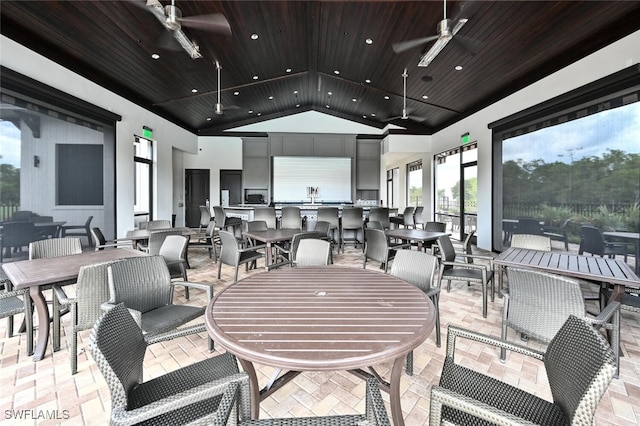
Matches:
[[317, 207, 339, 229], [579, 225, 606, 255], [295, 239, 330, 266], [146, 220, 172, 230], [413, 206, 425, 227], [436, 235, 457, 265], [425, 221, 446, 232], [342, 207, 364, 229], [158, 235, 188, 278], [516, 218, 543, 235], [198, 206, 211, 228], [246, 220, 268, 232], [281, 206, 302, 230], [506, 268, 585, 342], [254, 207, 277, 229], [218, 230, 241, 266], [369, 207, 390, 230], [108, 256, 173, 314], [313, 221, 331, 237], [11, 210, 35, 222], [390, 249, 437, 293], [29, 237, 82, 259], [213, 206, 227, 228], [511, 234, 552, 251], [366, 220, 384, 230], [91, 227, 107, 247], [88, 303, 147, 410], [76, 260, 123, 330], [147, 229, 182, 255], [402, 207, 415, 227], [544, 315, 616, 423], [1, 221, 35, 248], [364, 228, 389, 263]]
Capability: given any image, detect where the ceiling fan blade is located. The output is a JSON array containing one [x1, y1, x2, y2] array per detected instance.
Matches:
[[382, 115, 402, 122], [452, 34, 481, 54], [392, 35, 439, 54], [179, 13, 232, 35], [157, 29, 182, 51]]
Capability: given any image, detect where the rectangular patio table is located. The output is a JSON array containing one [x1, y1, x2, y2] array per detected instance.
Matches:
[[242, 228, 300, 270], [384, 229, 449, 251], [494, 247, 640, 304], [2, 248, 147, 361], [205, 266, 435, 426], [125, 226, 196, 249]]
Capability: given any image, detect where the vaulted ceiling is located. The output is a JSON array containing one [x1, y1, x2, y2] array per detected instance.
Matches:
[[2, 1, 639, 136]]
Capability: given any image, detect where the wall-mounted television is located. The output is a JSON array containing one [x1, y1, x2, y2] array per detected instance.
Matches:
[[272, 156, 351, 202]]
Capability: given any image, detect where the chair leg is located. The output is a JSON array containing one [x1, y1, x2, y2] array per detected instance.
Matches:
[[432, 294, 441, 348], [405, 351, 413, 376]]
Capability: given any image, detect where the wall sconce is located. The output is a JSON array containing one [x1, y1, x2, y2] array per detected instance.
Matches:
[[33, 155, 40, 168]]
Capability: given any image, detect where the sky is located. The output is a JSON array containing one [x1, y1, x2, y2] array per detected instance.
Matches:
[[503, 101, 640, 165]]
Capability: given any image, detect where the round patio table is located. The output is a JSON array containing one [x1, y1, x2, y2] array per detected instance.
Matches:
[[205, 266, 435, 426]]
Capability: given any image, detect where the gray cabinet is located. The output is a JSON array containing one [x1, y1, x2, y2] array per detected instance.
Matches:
[[242, 138, 269, 191], [356, 140, 380, 190]]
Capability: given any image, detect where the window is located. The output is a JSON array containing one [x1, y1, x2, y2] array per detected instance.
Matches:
[[407, 160, 422, 206], [490, 65, 640, 251], [386, 168, 399, 208], [134, 136, 153, 222]]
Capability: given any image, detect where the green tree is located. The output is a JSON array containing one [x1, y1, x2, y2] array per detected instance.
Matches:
[[0, 163, 20, 204]]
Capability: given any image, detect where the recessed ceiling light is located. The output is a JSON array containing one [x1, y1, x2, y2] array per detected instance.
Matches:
[[326, 105, 331, 109], [151, 53, 160, 60], [334, 70, 340, 75], [234, 91, 239, 96], [422, 95, 429, 99], [296, 104, 301, 107], [251, 34, 259, 40], [248, 110, 254, 114], [365, 79, 371, 84], [286, 68, 292, 73], [384, 95, 390, 100], [365, 38, 373, 45], [293, 90, 299, 95], [352, 98, 357, 102], [206, 117, 212, 121], [257, 112, 262, 116], [371, 113, 376, 117], [191, 88, 198, 93], [253, 75, 259, 80], [327, 91, 332, 96], [268, 96, 274, 100], [455, 65, 463, 71], [363, 115, 368, 118]]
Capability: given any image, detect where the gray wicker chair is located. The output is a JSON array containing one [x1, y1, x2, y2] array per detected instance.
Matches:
[[363, 228, 410, 272], [429, 315, 617, 426], [218, 230, 266, 283], [368, 207, 390, 230], [91, 227, 133, 251], [159, 235, 190, 299], [61, 215, 93, 247], [502, 267, 620, 376], [436, 235, 495, 318], [280, 206, 302, 230], [89, 303, 250, 426], [390, 249, 440, 375], [0, 281, 33, 355], [293, 238, 331, 267], [510, 234, 552, 251], [103, 255, 214, 351], [225, 377, 390, 426], [52, 259, 123, 374], [340, 207, 364, 252]]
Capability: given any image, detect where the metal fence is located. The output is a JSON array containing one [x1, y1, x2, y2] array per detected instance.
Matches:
[[0, 203, 20, 221]]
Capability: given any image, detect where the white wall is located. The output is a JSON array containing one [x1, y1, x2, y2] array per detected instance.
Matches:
[[0, 35, 198, 236]]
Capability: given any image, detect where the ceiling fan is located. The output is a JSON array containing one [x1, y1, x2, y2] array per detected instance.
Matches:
[[383, 69, 426, 123], [143, 0, 231, 59], [392, 0, 469, 67], [213, 61, 240, 115]]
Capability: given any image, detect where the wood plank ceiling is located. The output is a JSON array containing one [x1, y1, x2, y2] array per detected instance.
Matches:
[[1, 1, 639, 136]]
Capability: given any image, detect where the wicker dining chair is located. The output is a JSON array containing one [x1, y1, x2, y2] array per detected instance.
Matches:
[[104, 255, 214, 351], [502, 267, 620, 376], [275, 231, 322, 266], [390, 249, 440, 375], [294, 238, 331, 267], [511, 233, 552, 251], [436, 235, 495, 318], [429, 315, 617, 425], [0, 281, 33, 356], [89, 303, 251, 426], [137, 229, 182, 255], [52, 259, 123, 374]]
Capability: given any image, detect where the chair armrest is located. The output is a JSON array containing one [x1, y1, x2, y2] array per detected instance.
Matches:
[[170, 281, 214, 298], [587, 301, 621, 327], [455, 253, 494, 266], [0, 287, 29, 300], [52, 285, 75, 307], [388, 242, 412, 250], [110, 373, 249, 426], [445, 324, 545, 361], [238, 243, 267, 253], [145, 324, 206, 344], [430, 385, 538, 426], [441, 260, 490, 272]]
